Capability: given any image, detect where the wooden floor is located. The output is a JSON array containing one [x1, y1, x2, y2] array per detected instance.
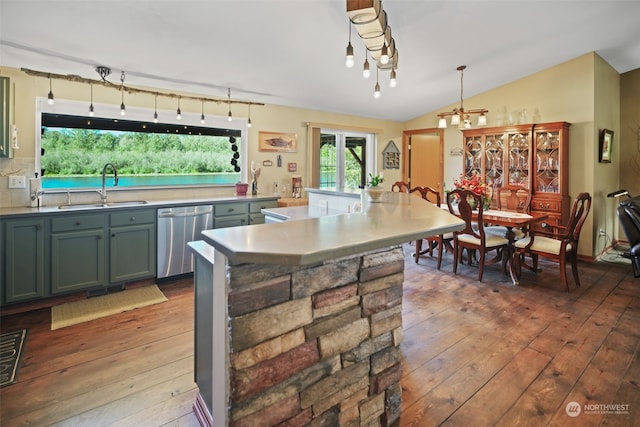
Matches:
[[1, 244, 638, 426]]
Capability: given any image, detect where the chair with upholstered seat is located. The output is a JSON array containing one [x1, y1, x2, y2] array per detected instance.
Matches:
[[514, 192, 591, 292], [391, 181, 411, 193], [485, 185, 532, 239], [446, 189, 510, 281], [411, 186, 452, 269]]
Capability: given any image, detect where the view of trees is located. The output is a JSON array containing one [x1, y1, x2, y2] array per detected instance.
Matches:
[[41, 128, 238, 176]]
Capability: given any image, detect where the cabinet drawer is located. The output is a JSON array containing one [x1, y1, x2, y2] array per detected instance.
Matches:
[[532, 199, 560, 212], [249, 213, 266, 225], [215, 202, 248, 217], [215, 215, 248, 228], [51, 214, 104, 232], [110, 210, 155, 227], [250, 200, 278, 213]]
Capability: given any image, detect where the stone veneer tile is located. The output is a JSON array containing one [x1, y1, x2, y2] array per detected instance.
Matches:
[[229, 394, 300, 427], [232, 341, 320, 401], [304, 306, 361, 341], [359, 272, 404, 296], [359, 392, 385, 425], [312, 376, 370, 417], [291, 258, 360, 299], [361, 284, 403, 316], [313, 295, 360, 319], [300, 360, 370, 409], [342, 332, 393, 365], [312, 283, 358, 309], [278, 407, 313, 427], [231, 298, 313, 351], [228, 263, 295, 285], [383, 382, 403, 426], [371, 346, 401, 376], [359, 260, 405, 283], [371, 363, 402, 395], [230, 329, 305, 370], [230, 356, 341, 421], [370, 305, 402, 337], [228, 274, 291, 317], [317, 317, 370, 359]]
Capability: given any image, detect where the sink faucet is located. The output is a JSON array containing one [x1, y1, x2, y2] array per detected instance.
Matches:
[[100, 163, 118, 203]]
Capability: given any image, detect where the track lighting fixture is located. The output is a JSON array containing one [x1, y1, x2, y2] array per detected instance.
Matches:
[[437, 65, 488, 129], [345, 21, 354, 68], [176, 96, 182, 120], [119, 71, 126, 116], [47, 75, 54, 105], [89, 83, 94, 116], [153, 93, 159, 123], [200, 99, 206, 124], [363, 54, 371, 79], [374, 67, 381, 99], [248, 103, 252, 128], [227, 88, 232, 122]]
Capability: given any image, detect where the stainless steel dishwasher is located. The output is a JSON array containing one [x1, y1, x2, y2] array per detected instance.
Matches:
[[157, 205, 213, 279]]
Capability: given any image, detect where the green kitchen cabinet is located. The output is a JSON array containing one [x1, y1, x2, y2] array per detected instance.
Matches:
[[4, 217, 46, 303], [249, 200, 278, 225], [50, 214, 106, 294], [109, 209, 156, 283], [214, 201, 248, 229]]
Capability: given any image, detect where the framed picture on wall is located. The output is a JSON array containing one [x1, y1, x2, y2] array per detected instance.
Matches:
[[599, 129, 613, 163], [259, 131, 297, 152]]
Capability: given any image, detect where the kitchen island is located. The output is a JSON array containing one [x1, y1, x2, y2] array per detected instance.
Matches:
[[189, 190, 464, 426]]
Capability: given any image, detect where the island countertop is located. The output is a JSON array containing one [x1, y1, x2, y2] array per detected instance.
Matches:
[[200, 191, 464, 266]]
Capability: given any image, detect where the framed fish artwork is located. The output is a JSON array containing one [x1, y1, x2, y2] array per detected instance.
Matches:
[[258, 131, 297, 152]]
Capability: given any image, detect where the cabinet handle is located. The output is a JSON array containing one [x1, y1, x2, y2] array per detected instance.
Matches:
[[75, 221, 81, 226], [112, 233, 116, 237], [130, 216, 136, 221], [97, 235, 102, 240], [35, 224, 42, 230], [228, 208, 234, 212]]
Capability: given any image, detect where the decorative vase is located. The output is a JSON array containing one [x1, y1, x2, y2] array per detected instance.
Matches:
[[366, 186, 385, 203], [251, 179, 258, 195]]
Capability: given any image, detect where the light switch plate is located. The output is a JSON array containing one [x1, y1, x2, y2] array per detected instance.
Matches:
[[8, 175, 26, 189]]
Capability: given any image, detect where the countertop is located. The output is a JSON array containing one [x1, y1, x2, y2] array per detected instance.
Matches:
[[201, 191, 465, 266], [0, 194, 279, 218]]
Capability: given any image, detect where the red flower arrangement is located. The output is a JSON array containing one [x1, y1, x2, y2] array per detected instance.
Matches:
[[453, 171, 492, 209]]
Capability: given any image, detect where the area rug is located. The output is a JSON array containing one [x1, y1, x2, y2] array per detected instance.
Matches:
[[0, 329, 28, 387], [51, 285, 168, 330]]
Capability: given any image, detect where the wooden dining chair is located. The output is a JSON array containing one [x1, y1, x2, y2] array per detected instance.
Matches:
[[514, 192, 591, 292], [446, 189, 509, 281], [391, 181, 410, 193], [410, 186, 452, 269], [485, 185, 532, 239]]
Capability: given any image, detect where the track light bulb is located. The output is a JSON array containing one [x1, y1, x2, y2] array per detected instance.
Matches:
[[346, 42, 354, 68], [363, 58, 371, 79], [380, 42, 389, 65], [389, 68, 397, 88]]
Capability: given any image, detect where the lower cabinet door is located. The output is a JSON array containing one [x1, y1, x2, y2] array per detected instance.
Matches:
[[4, 218, 46, 303], [51, 229, 105, 293], [109, 224, 156, 283], [215, 215, 248, 229]]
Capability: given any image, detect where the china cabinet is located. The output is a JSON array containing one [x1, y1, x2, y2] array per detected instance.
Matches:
[[462, 121, 570, 229]]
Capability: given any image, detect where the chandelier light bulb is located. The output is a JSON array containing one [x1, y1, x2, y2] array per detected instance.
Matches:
[[200, 100, 205, 124], [153, 94, 159, 123], [89, 104, 94, 116], [153, 112, 158, 124], [363, 58, 371, 79], [248, 104, 252, 128], [389, 68, 397, 88], [227, 88, 232, 122], [374, 82, 381, 99], [47, 76, 54, 104], [438, 118, 447, 128], [451, 113, 460, 126], [177, 96, 182, 120], [120, 102, 126, 116], [89, 83, 94, 116], [477, 113, 487, 126]]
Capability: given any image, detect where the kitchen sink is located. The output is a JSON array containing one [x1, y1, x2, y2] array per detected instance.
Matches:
[[57, 200, 148, 209]]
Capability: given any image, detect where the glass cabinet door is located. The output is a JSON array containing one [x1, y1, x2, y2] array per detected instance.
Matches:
[[484, 134, 504, 190], [464, 136, 482, 177], [507, 132, 530, 187], [535, 130, 560, 193]]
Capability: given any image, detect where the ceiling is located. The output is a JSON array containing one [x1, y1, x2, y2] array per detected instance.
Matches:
[[1, 1, 639, 123]]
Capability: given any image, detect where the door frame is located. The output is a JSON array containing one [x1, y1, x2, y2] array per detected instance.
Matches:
[[402, 127, 444, 194]]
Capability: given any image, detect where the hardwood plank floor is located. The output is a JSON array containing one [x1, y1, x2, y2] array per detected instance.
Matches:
[[1, 244, 638, 426]]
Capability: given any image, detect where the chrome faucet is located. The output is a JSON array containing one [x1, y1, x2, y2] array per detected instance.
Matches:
[[100, 163, 118, 203]]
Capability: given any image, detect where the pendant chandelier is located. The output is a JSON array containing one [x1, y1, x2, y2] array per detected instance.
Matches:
[[437, 65, 488, 129]]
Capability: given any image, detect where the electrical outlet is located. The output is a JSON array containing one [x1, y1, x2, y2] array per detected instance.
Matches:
[[8, 175, 26, 189], [599, 229, 606, 236]]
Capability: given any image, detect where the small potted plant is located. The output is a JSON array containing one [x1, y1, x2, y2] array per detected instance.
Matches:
[[235, 181, 249, 196], [366, 172, 385, 202]]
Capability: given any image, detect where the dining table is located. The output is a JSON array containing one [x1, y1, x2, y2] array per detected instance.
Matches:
[[443, 205, 549, 285]]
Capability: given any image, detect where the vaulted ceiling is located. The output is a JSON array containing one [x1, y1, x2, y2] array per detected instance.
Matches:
[[1, 1, 639, 122]]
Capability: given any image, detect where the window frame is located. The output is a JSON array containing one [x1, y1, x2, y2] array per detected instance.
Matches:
[[35, 97, 249, 190]]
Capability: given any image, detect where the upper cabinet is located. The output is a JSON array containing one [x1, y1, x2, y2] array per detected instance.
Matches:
[[0, 76, 10, 158], [462, 121, 571, 228]]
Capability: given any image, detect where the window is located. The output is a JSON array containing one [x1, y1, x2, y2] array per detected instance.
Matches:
[[319, 130, 371, 188], [36, 98, 248, 189]]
